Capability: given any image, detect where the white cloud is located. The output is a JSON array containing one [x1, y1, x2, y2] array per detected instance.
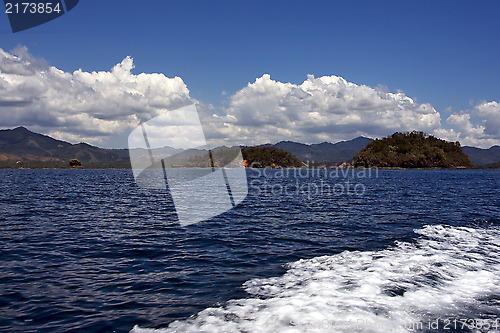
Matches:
[[439, 101, 500, 148], [475, 101, 500, 137], [1, 47, 499, 149], [0, 47, 192, 145], [204, 74, 443, 146], [203, 75, 500, 148]]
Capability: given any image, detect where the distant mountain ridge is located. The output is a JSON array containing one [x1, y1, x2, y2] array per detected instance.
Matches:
[[0, 127, 499, 168], [462, 146, 500, 167], [265, 137, 373, 163], [0, 127, 129, 167]]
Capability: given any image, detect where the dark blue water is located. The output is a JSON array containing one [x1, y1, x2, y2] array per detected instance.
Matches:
[[0, 169, 499, 333]]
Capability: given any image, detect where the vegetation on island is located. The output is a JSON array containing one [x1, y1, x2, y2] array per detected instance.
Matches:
[[160, 146, 303, 168], [166, 147, 242, 168], [167, 146, 304, 168], [353, 131, 473, 168], [241, 146, 303, 168], [69, 159, 82, 167], [160, 146, 304, 168], [3, 126, 499, 169]]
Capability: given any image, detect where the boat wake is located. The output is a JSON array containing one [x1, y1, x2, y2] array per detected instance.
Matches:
[[131, 224, 500, 333]]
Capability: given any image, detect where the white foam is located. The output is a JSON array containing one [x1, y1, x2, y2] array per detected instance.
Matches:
[[131, 224, 500, 333]]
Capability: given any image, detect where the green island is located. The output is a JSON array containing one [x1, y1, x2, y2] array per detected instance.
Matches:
[[167, 146, 304, 168], [353, 131, 473, 168], [241, 146, 304, 168]]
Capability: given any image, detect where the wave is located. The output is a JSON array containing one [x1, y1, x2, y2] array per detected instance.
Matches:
[[131, 224, 500, 333]]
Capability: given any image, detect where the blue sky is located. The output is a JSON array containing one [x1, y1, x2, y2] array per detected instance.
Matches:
[[0, 0, 499, 147]]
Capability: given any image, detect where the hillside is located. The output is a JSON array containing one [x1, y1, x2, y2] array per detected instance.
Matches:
[[353, 131, 472, 168], [462, 146, 500, 166], [480, 161, 500, 169], [136, 146, 304, 168], [242, 146, 303, 168], [0, 127, 305, 169], [0, 127, 129, 168], [1, 127, 499, 169], [268, 137, 372, 163]]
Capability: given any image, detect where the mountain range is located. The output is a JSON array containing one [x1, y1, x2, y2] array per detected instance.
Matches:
[[0, 126, 499, 168], [267, 137, 373, 163], [0, 127, 129, 168], [461, 146, 500, 167]]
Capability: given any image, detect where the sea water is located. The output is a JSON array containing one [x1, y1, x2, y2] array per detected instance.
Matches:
[[0, 169, 498, 332]]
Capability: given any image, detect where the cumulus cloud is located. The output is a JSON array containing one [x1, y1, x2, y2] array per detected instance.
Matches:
[[1, 47, 499, 148], [437, 101, 500, 148], [203, 75, 500, 148], [204, 74, 443, 146], [0, 47, 192, 145]]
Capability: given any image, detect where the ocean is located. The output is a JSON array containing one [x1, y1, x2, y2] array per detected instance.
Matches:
[[0, 169, 499, 333]]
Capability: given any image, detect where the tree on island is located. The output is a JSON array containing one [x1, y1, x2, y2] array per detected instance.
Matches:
[[69, 159, 82, 168], [242, 146, 303, 168], [353, 131, 473, 168]]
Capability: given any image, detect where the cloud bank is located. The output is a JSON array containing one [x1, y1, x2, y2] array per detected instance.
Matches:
[[0, 47, 192, 145], [0, 47, 498, 148], [208, 74, 442, 146], [437, 101, 500, 148]]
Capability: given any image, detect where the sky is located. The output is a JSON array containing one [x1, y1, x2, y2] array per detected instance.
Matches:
[[0, 0, 499, 148]]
